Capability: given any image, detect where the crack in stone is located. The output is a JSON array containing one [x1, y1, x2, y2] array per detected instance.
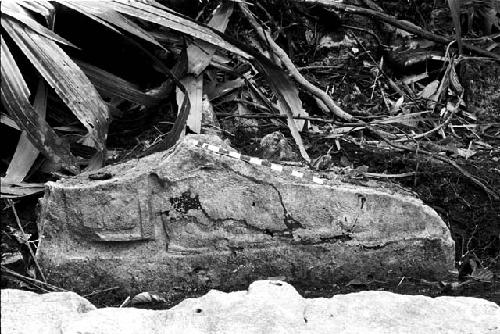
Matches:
[[357, 237, 435, 250], [153, 164, 357, 250], [297, 234, 353, 245], [230, 168, 304, 232], [173, 190, 292, 238], [158, 188, 294, 252]]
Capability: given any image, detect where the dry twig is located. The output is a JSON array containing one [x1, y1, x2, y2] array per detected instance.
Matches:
[[7, 199, 46, 282], [238, 2, 354, 121], [1, 265, 65, 292], [374, 134, 500, 200], [299, 0, 500, 62]]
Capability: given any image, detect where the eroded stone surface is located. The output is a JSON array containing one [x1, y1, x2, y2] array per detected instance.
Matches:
[[2, 281, 499, 334], [0, 289, 95, 334], [37, 134, 454, 297]]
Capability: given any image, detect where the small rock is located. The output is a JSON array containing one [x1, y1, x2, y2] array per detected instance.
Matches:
[[259, 131, 298, 161]]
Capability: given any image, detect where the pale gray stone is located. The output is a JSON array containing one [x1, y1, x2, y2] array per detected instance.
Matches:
[[2, 281, 499, 334], [0, 289, 95, 334], [37, 134, 454, 297]]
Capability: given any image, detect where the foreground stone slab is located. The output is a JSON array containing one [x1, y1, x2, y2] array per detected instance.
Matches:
[[1, 289, 95, 334], [37, 134, 454, 297], [2, 281, 499, 334]]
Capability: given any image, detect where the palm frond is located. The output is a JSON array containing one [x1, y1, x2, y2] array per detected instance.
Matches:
[[1, 37, 78, 173], [2, 14, 109, 151]]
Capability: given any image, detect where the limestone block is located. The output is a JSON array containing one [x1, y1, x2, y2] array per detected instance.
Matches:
[[37, 134, 454, 297], [0, 289, 95, 334], [2, 282, 499, 334]]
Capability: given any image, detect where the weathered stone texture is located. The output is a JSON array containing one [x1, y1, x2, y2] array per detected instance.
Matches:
[[2, 282, 499, 334], [37, 134, 454, 296], [1, 289, 95, 334]]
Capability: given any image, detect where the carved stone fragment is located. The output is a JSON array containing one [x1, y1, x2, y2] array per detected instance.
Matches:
[[37, 134, 455, 298]]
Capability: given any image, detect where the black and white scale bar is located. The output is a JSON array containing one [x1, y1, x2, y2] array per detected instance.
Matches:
[[191, 140, 325, 185]]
